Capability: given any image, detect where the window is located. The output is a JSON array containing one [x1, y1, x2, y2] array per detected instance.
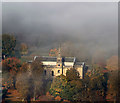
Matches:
[[57, 59, 60, 62], [44, 70, 46, 75], [58, 70, 60, 73], [52, 71, 54, 76], [58, 64, 60, 66]]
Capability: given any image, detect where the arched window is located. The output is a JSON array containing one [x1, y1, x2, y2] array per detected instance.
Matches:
[[52, 71, 54, 76], [58, 70, 60, 73], [44, 70, 46, 75]]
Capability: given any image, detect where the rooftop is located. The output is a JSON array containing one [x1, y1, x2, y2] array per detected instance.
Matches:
[[34, 56, 75, 62]]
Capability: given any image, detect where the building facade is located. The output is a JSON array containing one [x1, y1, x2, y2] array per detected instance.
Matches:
[[33, 47, 85, 79]]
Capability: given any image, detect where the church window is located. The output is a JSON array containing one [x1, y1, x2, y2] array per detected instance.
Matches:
[[52, 71, 54, 76], [58, 70, 60, 73]]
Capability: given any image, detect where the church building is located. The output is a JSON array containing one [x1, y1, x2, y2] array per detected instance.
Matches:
[[33, 47, 85, 79]]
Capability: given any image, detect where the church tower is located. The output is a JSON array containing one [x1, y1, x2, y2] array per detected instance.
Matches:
[[56, 45, 63, 68]]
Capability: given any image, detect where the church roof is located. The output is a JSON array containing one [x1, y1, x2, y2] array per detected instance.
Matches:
[[63, 57, 75, 62], [41, 56, 57, 61], [34, 56, 75, 62], [75, 62, 85, 66]]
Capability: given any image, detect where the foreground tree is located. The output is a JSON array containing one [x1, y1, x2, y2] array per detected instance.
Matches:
[[2, 34, 16, 59], [105, 55, 119, 101], [16, 72, 34, 101], [49, 75, 68, 99], [16, 63, 34, 101], [16, 59, 44, 101], [106, 70, 118, 101], [31, 59, 44, 100], [49, 69, 84, 101], [86, 64, 108, 101], [66, 68, 80, 81], [49, 65, 108, 102], [2, 57, 21, 88]]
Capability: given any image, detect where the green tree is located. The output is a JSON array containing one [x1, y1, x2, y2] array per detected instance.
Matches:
[[49, 66, 108, 102], [66, 68, 80, 81], [2, 34, 16, 59], [49, 75, 68, 98], [50, 69, 84, 101]]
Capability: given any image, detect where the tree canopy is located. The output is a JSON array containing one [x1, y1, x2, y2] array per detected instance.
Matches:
[[66, 68, 80, 81], [2, 34, 16, 59], [16, 59, 44, 101], [2, 57, 21, 88]]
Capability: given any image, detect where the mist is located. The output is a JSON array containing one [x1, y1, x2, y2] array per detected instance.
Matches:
[[2, 2, 118, 63]]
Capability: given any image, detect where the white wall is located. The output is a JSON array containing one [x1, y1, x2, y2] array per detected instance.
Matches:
[[64, 62, 74, 66], [42, 61, 56, 65]]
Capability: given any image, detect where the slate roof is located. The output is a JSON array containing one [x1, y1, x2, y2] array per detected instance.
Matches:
[[75, 62, 85, 66], [35, 56, 57, 61], [34, 56, 75, 62], [63, 57, 75, 62]]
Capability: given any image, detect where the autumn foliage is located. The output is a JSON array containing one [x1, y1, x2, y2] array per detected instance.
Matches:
[[2, 57, 21, 88], [2, 57, 21, 74], [49, 48, 58, 56]]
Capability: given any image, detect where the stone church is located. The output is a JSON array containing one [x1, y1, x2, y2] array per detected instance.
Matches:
[[33, 47, 85, 79]]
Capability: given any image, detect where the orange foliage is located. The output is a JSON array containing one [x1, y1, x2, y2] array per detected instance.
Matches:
[[2, 57, 21, 88], [49, 48, 58, 56], [55, 96, 61, 101], [2, 57, 21, 74], [46, 92, 50, 96]]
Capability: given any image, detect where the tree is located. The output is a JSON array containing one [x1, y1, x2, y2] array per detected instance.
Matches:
[[85, 64, 107, 102], [20, 43, 28, 55], [2, 34, 16, 59], [105, 56, 119, 101], [16, 59, 44, 101], [49, 64, 108, 102], [2, 57, 21, 88], [49, 48, 58, 57], [16, 72, 34, 101], [49, 70, 84, 101], [31, 59, 44, 100], [106, 70, 118, 101], [16, 63, 34, 101], [66, 68, 80, 81], [49, 75, 68, 99]]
